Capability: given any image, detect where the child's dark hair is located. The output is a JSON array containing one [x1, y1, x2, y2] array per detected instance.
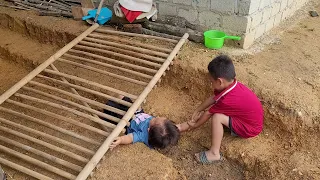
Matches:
[[208, 55, 236, 81], [148, 120, 180, 149]]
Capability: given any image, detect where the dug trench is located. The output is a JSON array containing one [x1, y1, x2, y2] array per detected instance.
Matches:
[[0, 5, 319, 180]]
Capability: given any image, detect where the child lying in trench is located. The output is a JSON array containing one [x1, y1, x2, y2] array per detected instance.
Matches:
[[103, 95, 180, 149]]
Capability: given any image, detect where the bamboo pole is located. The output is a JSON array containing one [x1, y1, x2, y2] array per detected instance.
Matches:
[[63, 54, 153, 79], [68, 49, 157, 74], [76, 33, 190, 180], [6, 99, 109, 136], [88, 33, 172, 53], [43, 69, 138, 99], [14, 2, 38, 10], [0, 23, 99, 105], [74, 45, 162, 68], [0, 117, 94, 155], [0, 136, 82, 172], [0, 144, 76, 180], [26, 0, 71, 11], [83, 37, 169, 58], [79, 40, 166, 63], [0, 125, 89, 163], [0, 157, 53, 180], [58, 58, 148, 86], [49, 64, 111, 132], [93, 0, 105, 22], [0, 106, 100, 145], [14, 93, 120, 127], [28, 81, 126, 115], [95, 28, 179, 44], [36, 75, 132, 107], [21, 86, 123, 124]]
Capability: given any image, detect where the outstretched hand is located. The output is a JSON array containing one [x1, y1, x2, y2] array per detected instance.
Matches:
[[110, 137, 121, 150], [192, 111, 203, 122], [176, 121, 196, 132]]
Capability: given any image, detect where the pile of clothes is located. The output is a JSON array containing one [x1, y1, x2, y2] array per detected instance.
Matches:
[[114, 0, 157, 23]]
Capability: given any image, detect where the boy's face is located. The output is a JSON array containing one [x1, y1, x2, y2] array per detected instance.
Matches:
[[209, 75, 223, 92]]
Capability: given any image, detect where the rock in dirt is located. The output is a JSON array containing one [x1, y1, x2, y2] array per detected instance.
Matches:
[[309, 11, 319, 17]]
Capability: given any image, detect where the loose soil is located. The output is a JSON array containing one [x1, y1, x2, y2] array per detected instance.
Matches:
[[0, 1, 319, 180]]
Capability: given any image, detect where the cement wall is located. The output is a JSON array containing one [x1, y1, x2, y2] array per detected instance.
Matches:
[[105, 0, 310, 48]]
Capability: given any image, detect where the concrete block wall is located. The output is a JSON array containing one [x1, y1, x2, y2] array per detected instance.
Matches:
[[104, 0, 310, 48]]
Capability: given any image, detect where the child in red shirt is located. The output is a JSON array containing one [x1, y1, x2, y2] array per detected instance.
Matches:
[[177, 55, 263, 164]]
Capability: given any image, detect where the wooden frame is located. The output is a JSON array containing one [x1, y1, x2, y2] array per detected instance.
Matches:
[[0, 22, 189, 180]]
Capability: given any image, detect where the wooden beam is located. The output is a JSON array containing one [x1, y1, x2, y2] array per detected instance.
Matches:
[[58, 58, 148, 86], [0, 106, 100, 146], [88, 33, 172, 53], [36, 75, 132, 107], [27, 81, 126, 115], [68, 49, 157, 74], [76, 33, 189, 180], [95, 28, 179, 43], [43, 69, 138, 99], [0, 125, 89, 163], [0, 117, 95, 155], [14, 93, 119, 127], [0, 23, 99, 105], [74, 45, 162, 68], [0, 157, 53, 180], [79, 40, 166, 63], [63, 54, 153, 79], [6, 99, 109, 136], [0, 136, 82, 172], [83, 37, 169, 58], [0, 144, 76, 180]]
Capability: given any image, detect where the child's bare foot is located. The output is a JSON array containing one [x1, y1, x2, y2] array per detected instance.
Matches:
[[195, 151, 222, 164]]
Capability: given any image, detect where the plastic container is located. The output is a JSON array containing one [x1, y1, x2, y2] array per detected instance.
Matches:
[[204, 30, 241, 49]]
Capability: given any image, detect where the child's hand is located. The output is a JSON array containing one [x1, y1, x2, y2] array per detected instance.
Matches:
[[110, 137, 122, 150], [192, 111, 203, 122], [177, 121, 195, 132]]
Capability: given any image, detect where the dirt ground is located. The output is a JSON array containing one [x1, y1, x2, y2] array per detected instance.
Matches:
[[0, 0, 319, 179]]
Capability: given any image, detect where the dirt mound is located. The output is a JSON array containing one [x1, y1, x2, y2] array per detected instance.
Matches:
[[92, 143, 178, 180]]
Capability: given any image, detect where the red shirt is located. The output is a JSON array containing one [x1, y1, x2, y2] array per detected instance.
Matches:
[[209, 80, 263, 138]]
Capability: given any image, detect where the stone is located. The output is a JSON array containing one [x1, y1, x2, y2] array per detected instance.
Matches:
[[281, 7, 292, 20], [250, 10, 263, 28], [271, 2, 281, 16], [222, 15, 251, 33], [254, 23, 266, 39], [287, 0, 294, 7], [173, 0, 192, 5], [211, 0, 236, 14], [191, 0, 210, 8], [273, 12, 283, 27], [259, 0, 271, 10], [265, 16, 275, 32], [198, 11, 220, 28], [239, 0, 261, 15], [177, 8, 198, 23], [262, 7, 272, 23], [240, 29, 256, 49], [280, 0, 288, 11], [238, 0, 251, 15], [248, 0, 261, 14], [158, 3, 177, 16]]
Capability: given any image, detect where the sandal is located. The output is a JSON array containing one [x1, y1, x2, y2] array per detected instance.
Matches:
[[195, 151, 223, 164]]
